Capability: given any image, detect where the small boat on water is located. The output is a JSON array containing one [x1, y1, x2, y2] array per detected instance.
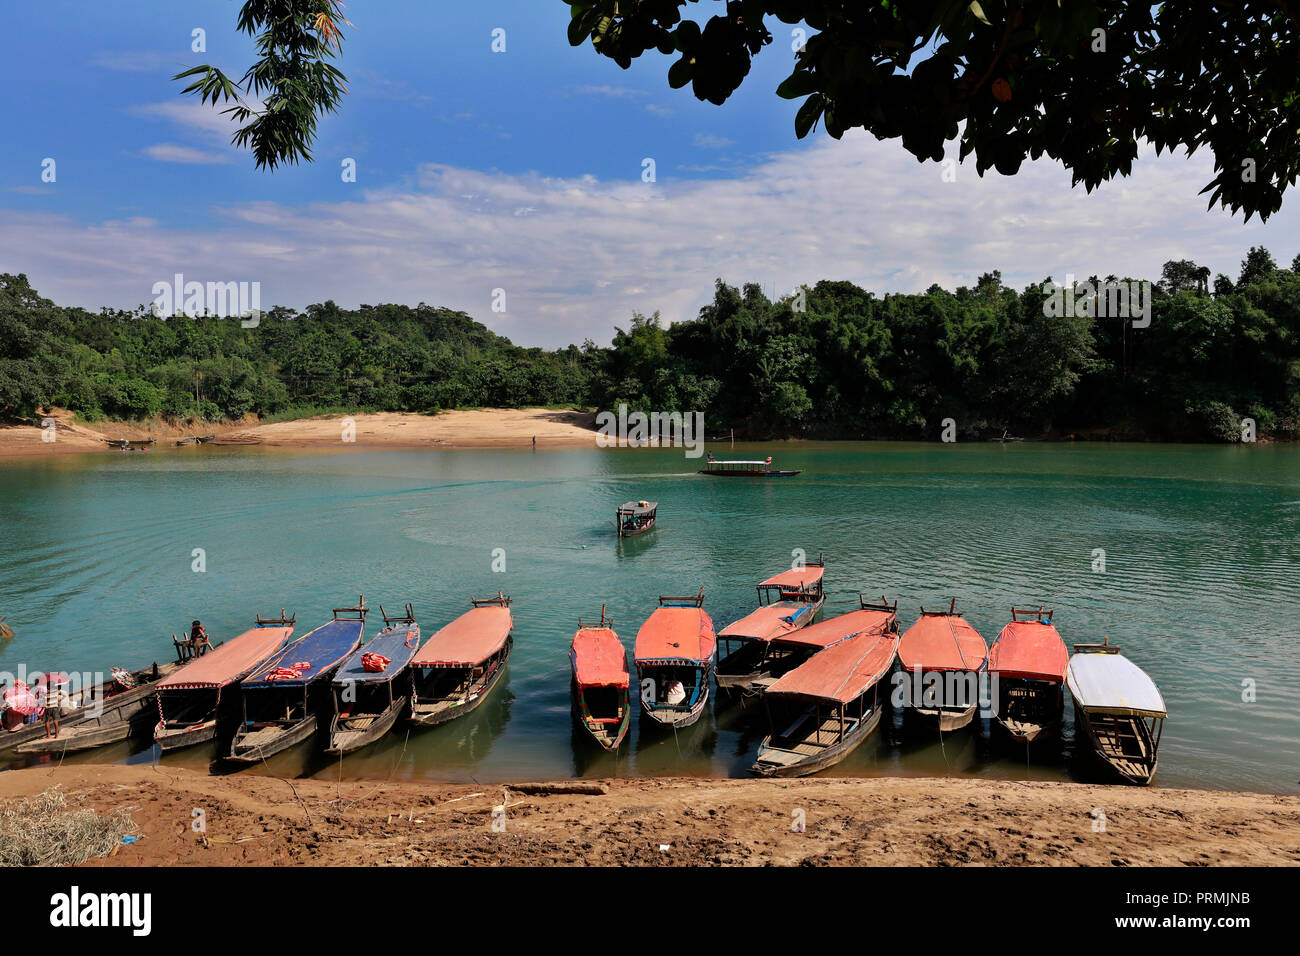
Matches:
[[1066, 637, 1166, 785], [325, 604, 421, 755], [988, 607, 1068, 743], [634, 587, 715, 728], [698, 454, 800, 477], [103, 438, 155, 450], [8, 661, 178, 756], [153, 613, 296, 752], [569, 607, 631, 751], [716, 557, 826, 690], [616, 500, 658, 537], [408, 593, 513, 727], [227, 598, 366, 763], [751, 624, 900, 776], [897, 599, 988, 730]]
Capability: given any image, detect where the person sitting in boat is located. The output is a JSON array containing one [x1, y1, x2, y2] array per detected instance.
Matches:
[[664, 678, 686, 706], [188, 621, 212, 655]]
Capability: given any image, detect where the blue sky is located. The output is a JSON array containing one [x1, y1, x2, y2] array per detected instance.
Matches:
[[3, 1, 1300, 346]]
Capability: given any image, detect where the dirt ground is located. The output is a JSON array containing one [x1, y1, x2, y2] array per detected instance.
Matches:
[[1, 765, 1296, 866]]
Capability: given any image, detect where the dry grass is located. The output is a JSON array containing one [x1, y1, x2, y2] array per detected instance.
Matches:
[[0, 787, 134, 866]]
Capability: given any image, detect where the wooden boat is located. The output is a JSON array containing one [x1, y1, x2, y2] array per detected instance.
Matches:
[[1066, 637, 1166, 785], [634, 587, 715, 729], [408, 593, 513, 727], [616, 500, 657, 537], [697, 455, 800, 477], [896, 599, 988, 730], [988, 607, 1069, 743], [103, 438, 155, 450], [569, 607, 631, 751], [227, 598, 366, 763], [716, 557, 827, 690], [751, 625, 900, 776], [729, 597, 899, 697], [152, 613, 295, 752], [8, 660, 178, 756], [325, 604, 421, 755]]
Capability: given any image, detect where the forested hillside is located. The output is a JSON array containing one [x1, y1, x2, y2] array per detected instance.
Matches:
[[3, 246, 1298, 441]]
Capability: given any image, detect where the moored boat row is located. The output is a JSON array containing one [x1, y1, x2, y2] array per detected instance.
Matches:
[[2, 568, 1167, 784]]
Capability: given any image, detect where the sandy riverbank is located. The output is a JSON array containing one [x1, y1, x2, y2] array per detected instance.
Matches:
[[1, 765, 1296, 866], [0, 408, 599, 458]]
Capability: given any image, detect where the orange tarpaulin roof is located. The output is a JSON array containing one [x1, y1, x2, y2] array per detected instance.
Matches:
[[767, 630, 899, 704], [989, 620, 1069, 681], [719, 604, 802, 641], [758, 566, 824, 589], [633, 607, 715, 663], [570, 627, 629, 688], [780, 607, 895, 650], [412, 606, 512, 668], [898, 614, 987, 673], [157, 625, 293, 690]]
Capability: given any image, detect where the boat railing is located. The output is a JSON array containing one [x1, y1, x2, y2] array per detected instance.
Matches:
[[919, 597, 959, 616], [658, 586, 705, 608], [1011, 606, 1053, 622], [471, 591, 511, 608], [578, 605, 613, 629], [255, 610, 297, 626], [380, 603, 416, 626], [333, 595, 368, 620], [859, 594, 897, 614]]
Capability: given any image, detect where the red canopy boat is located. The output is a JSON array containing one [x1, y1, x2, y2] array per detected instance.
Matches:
[[988, 607, 1069, 743], [752, 623, 901, 777], [570, 607, 631, 751], [409, 593, 513, 727], [897, 599, 988, 730], [634, 588, 715, 729]]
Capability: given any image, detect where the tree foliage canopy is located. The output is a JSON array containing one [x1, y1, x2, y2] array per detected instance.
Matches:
[[566, 0, 1300, 220]]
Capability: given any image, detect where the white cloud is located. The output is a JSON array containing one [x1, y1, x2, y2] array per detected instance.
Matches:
[[1, 133, 1297, 347], [91, 51, 172, 72], [693, 133, 736, 150], [143, 143, 232, 165], [572, 84, 647, 98]]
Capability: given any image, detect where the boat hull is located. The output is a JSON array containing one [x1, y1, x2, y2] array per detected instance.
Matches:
[[153, 718, 218, 752], [640, 686, 708, 729], [408, 638, 512, 728], [908, 703, 977, 731], [11, 673, 172, 756], [325, 696, 406, 755], [697, 469, 800, 478], [227, 714, 318, 764], [571, 685, 631, 752], [1073, 703, 1158, 785], [752, 706, 882, 778], [617, 518, 655, 538]]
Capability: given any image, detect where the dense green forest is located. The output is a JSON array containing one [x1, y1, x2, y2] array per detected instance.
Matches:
[[3, 246, 1299, 441]]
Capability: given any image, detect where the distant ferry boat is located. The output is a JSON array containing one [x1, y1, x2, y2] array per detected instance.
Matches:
[[698, 455, 800, 477]]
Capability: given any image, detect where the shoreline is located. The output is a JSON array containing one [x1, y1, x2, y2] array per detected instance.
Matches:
[[0, 408, 600, 459], [3, 408, 1294, 461], [1, 765, 1296, 866]]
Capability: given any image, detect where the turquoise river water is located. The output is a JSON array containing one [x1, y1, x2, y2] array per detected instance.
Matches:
[[0, 442, 1296, 792]]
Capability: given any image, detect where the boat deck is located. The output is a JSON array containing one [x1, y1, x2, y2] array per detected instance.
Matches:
[[235, 725, 287, 749]]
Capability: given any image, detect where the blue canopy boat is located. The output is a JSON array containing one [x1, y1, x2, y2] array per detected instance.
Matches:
[[325, 604, 421, 755], [228, 597, 367, 763]]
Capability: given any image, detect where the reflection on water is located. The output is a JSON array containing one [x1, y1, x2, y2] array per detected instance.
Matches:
[[1, 442, 1298, 793]]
